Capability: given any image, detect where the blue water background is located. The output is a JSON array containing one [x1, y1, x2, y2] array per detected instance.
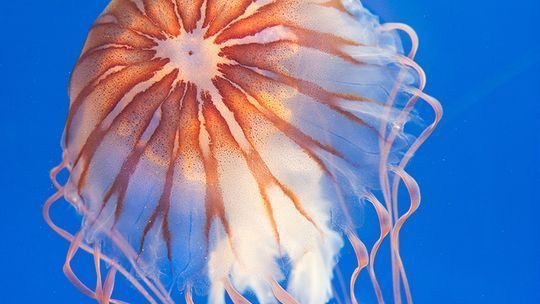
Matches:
[[0, 0, 538, 303]]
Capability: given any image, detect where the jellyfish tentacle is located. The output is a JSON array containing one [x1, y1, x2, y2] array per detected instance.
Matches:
[[93, 242, 105, 301], [389, 89, 442, 304], [64, 231, 98, 300], [50, 158, 67, 191], [389, 166, 421, 304], [377, 23, 442, 304], [270, 278, 300, 304], [223, 278, 252, 304], [379, 23, 419, 59], [102, 268, 118, 304], [364, 192, 391, 304], [346, 231, 369, 304], [185, 285, 195, 304], [44, 178, 162, 304], [374, 21, 434, 304]]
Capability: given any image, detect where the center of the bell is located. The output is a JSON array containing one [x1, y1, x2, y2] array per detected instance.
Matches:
[[155, 29, 222, 92]]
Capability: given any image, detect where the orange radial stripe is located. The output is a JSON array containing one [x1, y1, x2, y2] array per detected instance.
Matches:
[[144, 83, 187, 166], [286, 26, 362, 64], [70, 48, 156, 100], [66, 59, 169, 150], [81, 24, 157, 55], [175, 0, 204, 33], [221, 41, 299, 76], [215, 1, 289, 44], [219, 65, 353, 157], [203, 0, 253, 38], [213, 77, 324, 230], [210, 77, 282, 243], [98, 70, 179, 220], [109, 70, 179, 217], [177, 83, 202, 154], [200, 93, 233, 240], [105, 0, 166, 39], [143, 0, 181, 37]]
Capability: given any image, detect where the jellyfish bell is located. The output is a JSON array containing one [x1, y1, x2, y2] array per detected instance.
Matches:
[[45, 0, 442, 303]]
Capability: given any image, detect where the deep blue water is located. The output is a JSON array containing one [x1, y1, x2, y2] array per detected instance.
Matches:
[[1, 0, 538, 303]]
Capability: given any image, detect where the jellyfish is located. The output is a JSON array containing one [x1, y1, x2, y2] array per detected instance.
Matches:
[[44, 0, 442, 303]]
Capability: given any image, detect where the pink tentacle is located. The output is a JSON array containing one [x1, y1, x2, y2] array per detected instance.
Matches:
[[43, 178, 158, 304], [64, 231, 99, 300], [389, 166, 421, 304], [223, 279, 252, 304], [346, 231, 369, 304], [270, 279, 300, 304], [377, 22, 422, 304], [364, 192, 391, 304], [94, 243, 104, 301], [379, 23, 419, 59], [185, 285, 195, 304], [102, 268, 118, 304]]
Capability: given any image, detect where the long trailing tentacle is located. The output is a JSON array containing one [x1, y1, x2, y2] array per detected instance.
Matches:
[[43, 163, 162, 304], [270, 279, 300, 304], [44, 189, 130, 304], [364, 192, 391, 304], [389, 166, 421, 304], [373, 22, 442, 304], [346, 231, 369, 304], [185, 285, 195, 304], [223, 278, 252, 304]]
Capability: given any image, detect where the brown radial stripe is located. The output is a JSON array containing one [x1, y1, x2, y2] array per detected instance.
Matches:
[[220, 44, 379, 136], [143, 0, 181, 37], [70, 48, 156, 101], [66, 59, 168, 152], [214, 0, 293, 44], [96, 70, 178, 220], [286, 25, 362, 64], [76, 68, 177, 197], [210, 76, 281, 244], [272, 71, 385, 141], [177, 83, 203, 159], [137, 83, 186, 261], [220, 64, 370, 156], [221, 39, 359, 76], [203, 0, 253, 38], [222, 26, 361, 65], [214, 77, 321, 233], [219, 67, 332, 175], [175, 0, 204, 33], [81, 23, 157, 56], [105, 0, 165, 39], [200, 93, 233, 241]]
